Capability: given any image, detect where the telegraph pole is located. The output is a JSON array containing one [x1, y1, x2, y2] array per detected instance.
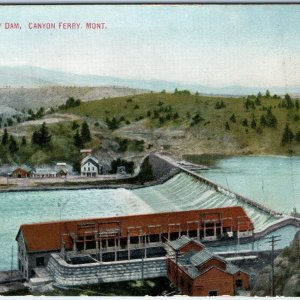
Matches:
[[266, 235, 281, 296]]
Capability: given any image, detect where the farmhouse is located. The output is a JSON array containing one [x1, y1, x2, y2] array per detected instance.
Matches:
[[16, 206, 253, 282], [167, 236, 249, 296], [81, 155, 102, 177]]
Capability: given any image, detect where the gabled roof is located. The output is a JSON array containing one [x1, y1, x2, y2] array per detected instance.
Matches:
[[226, 262, 248, 275], [190, 248, 226, 267], [81, 155, 99, 166], [12, 165, 32, 173], [168, 235, 204, 251]]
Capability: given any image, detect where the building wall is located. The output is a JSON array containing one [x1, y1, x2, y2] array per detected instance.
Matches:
[[47, 253, 167, 286], [81, 161, 98, 176], [198, 258, 226, 273], [12, 169, 29, 178], [27, 252, 55, 277], [17, 232, 29, 279], [193, 268, 234, 296], [233, 271, 249, 290], [148, 153, 179, 181]]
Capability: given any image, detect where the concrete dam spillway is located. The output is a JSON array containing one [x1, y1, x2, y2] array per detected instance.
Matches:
[[133, 172, 279, 232]]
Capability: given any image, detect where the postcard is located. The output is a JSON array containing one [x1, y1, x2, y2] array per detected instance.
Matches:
[[0, 4, 299, 297]]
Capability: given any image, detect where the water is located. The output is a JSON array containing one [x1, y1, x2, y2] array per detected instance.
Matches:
[[199, 156, 300, 214], [208, 225, 299, 253], [0, 155, 299, 271]]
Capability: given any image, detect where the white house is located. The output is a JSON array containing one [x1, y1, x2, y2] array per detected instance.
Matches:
[[81, 155, 101, 177]]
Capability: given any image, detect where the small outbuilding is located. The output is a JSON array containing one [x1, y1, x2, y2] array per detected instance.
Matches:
[[167, 236, 250, 296], [11, 166, 32, 178]]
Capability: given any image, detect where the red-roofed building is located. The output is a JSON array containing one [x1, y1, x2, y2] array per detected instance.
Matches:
[[16, 206, 254, 280]]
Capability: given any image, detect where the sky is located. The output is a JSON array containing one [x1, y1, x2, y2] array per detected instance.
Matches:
[[0, 5, 300, 88]]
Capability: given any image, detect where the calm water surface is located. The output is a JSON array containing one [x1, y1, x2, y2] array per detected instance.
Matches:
[[199, 156, 300, 214]]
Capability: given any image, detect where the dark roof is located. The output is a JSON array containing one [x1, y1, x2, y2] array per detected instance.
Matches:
[[190, 248, 226, 266], [168, 235, 204, 251], [170, 236, 243, 279]]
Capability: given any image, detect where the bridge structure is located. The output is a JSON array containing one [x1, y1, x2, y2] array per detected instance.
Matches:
[[149, 152, 300, 239]]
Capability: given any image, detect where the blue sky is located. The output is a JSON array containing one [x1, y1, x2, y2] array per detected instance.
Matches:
[[0, 5, 300, 88]]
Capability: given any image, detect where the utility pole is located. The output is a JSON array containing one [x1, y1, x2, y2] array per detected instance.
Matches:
[[10, 245, 14, 281], [266, 235, 281, 296]]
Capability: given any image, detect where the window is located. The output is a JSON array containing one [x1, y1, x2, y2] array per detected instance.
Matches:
[[208, 291, 218, 296], [188, 284, 192, 293], [88, 167, 90, 171], [84, 167, 86, 171], [236, 279, 243, 288], [36, 256, 45, 267]]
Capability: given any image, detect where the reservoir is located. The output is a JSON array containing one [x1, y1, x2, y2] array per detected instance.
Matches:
[[198, 156, 300, 214], [0, 156, 299, 271]]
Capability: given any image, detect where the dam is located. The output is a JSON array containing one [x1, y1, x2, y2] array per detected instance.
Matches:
[[0, 153, 299, 271]]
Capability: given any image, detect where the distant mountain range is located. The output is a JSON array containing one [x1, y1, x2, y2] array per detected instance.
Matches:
[[1, 65, 300, 96]]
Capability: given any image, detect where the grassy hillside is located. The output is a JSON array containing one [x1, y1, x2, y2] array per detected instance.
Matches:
[[65, 91, 300, 156], [1, 91, 300, 167]]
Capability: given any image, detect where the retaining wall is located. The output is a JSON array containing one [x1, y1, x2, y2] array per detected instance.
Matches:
[[47, 253, 167, 287], [149, 153, 180, 181]]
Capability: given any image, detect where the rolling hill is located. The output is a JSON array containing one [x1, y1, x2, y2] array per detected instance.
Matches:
[[1, 91, 300, 167]]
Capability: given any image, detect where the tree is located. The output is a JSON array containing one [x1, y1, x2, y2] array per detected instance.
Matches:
[[284, 94, 294, 109], [242, 118, 248, 127], [225, 122, 230, 130], [81, 121, 91, 143], [296, 131, 300, 143], [1, 128, 8, 145], [72, 121, 80, 130], [73, 130, 83, 149], [260, 115, 267, 127], [110, 158, 134, 175], [8, 136, 18, 153], [265, 90, 271, 98], [296, 100, 299, 111], [251, 119, 257, 129], [230, 114, 236, 123], [281, 124, 294, 145], [31, 122, 51, 149], [21, 136, 27, 146]]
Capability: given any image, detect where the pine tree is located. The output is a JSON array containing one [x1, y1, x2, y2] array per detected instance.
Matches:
[[281, 124, 294, 145], [225, 122, 230, 130], [1, 128, 8, 145], [31, 122, 51, 148], [21, 136, 27, 146], [230, 114, 236, 123], [73, 130, 83, 149], [8, 136, 18, 153], [81, 121, 91, 143]]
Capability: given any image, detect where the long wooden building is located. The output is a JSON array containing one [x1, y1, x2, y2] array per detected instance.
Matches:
[[16, 206, 254, 279]]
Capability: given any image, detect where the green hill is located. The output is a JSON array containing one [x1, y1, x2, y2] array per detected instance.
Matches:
[[1, 90, 300, 167], [65, 91, 300, 156]]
